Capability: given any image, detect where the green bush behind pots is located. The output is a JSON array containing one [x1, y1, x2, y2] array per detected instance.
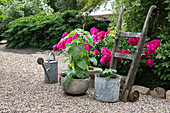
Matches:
[[1, 10, 110, 49]]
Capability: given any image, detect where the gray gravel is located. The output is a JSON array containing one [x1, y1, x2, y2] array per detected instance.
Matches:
[[0, 44, 169, 113]]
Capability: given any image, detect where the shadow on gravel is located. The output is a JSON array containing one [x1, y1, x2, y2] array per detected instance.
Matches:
[[0, 44, 52, 54]]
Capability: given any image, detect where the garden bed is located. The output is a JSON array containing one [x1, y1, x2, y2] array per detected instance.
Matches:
[[0, 44, 169, 112]]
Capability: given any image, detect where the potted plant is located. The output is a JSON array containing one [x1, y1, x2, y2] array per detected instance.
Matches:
[[53, 29, 97, 95], [87, 66, 102, 88], [94, 69, 121, 102]]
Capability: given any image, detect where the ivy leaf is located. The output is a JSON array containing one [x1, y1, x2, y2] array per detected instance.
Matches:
[[69, 42, 85, 60]]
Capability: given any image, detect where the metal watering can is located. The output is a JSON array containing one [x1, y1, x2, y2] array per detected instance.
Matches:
[[37, 52, 58, 84]]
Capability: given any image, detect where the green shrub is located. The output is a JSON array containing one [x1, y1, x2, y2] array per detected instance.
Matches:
[[109, 0, 170, 89], [1, 10, 109, 49], [153, 27, 170, 80]]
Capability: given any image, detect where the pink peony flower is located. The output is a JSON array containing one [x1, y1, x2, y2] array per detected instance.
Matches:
[[141, 51, 148, 60], [72, 36, 76, 39], [137, 26, 139, 29], [86, 45, 90, 53], [147, 44, 157, 54], [146, 59, 154, 67], [93, 49, 98, 56], [100, 54, 111, 65], [57, 41, 66, 50], [101, 47, 111, 55], [118, 49, 122, 53], [62, 32, 68, 38], [128, 38, 139, 46], [53, 44, 59, 51], [150, 39, 161, 47], [103, 53, 112, 61], [107, 27, 110, 29], [83, 44, 85, 48], [122, 49, 130, 54], [100, 47, 112, 65], [90, 27, 99, 35], [75, 33, 78, 38], [98, 31, 106, 40], [100, 56, 106, 65], [145, 42, 150, 48], [66, 36, 72, 44], [108, 60, 111, 66], [105, 30, 110, 36]]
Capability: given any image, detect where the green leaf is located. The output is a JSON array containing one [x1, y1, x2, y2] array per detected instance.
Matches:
[[62, 69, 76, 88], [61, 68, 72, 73], [76, 56, 88, 70], [75, 67, 84, 78], [84, 34, 93, 46], [90, 57, 98, 65], [69, 42, 85, 60], [64, 58, 69, 63]]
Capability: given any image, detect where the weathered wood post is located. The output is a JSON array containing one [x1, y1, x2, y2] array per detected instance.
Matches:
[[120, 5, 157, 102], [110, 7, 126, 70]]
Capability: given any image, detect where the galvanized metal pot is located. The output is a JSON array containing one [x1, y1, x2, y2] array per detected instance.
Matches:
[[94, 74, 121, 102]]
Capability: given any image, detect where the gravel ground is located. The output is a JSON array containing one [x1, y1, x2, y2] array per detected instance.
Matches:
[[0, 44, 169, 113]]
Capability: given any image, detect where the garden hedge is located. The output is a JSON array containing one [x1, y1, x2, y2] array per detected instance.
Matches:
[[1, 10, 110, 49]]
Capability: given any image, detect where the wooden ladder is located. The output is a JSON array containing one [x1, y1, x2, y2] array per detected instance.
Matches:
[[110, 5, 157, 102]]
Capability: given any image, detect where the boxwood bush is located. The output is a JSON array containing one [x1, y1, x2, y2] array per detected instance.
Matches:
[[1, 10, 110, 49]]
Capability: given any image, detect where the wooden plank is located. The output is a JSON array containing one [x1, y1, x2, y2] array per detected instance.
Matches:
[[119, 32, 141, 38], [117, 7, 126, 30], [110, 7, 126, 69], [114, 52, 134, 60], [110, 39, 120, 69], [120, 5, 157, 102]]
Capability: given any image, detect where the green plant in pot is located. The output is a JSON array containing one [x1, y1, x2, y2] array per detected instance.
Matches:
[[53, 29, 97, 95], [98, 69, 117, 78], [94, 68, 121, 102]]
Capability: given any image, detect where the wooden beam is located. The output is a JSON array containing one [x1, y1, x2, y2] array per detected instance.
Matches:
[[110, 7, 126, 69], [119, 32, 141, 38], [114, 52, 134, 60], [120, 5, 157, 102]]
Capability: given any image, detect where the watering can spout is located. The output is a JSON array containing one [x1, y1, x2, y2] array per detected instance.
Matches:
[[37, 57, 51, 82]]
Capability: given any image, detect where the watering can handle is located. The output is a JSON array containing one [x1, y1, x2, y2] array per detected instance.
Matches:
[[48, 52, 56, 63]]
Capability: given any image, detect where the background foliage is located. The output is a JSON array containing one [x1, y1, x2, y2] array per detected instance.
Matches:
[[1, 10, 109, 49], [0, 0, 53, 41], [111, 0, 170, 89], [53, 0, 87, 12], [79, 0, 169, 89]]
